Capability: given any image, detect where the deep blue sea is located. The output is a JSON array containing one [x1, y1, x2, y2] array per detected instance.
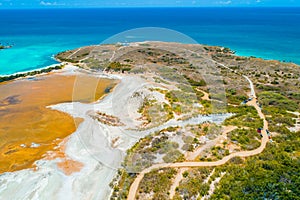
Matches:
[[0, 7, 300, 75]]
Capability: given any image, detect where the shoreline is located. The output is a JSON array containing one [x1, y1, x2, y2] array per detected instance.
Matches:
[[0, 53, 61, 77], [234, 50, 297, 64], [0, 63, 65, 83], [0, 41, 298, 81], [0, 63, 61, 77]]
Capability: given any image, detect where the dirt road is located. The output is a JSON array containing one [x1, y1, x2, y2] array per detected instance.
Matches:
[[127, 76, 269, 200]]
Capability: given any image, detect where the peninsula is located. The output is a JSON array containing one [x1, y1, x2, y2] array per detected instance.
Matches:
[[0, 41, 299, 200]]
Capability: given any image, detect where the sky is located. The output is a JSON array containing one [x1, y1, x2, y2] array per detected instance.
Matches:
[[0, 0, 299, 8]]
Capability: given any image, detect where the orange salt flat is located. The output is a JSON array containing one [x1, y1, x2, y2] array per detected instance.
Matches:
[[0, 73, 117, 174]]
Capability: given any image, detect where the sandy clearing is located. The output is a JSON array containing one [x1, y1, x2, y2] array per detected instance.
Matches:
[[186, 126, 237, 161], [195, 88, 210, 101], [169, 168, 188, 199]]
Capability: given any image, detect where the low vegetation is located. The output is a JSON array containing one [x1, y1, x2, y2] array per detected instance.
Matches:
[[106, 62, 132, 72], [124, 127, 184, 173], [211, 129, 300, 199], [225, 105, 263, 129], [137, 97, 173, 128], [137, 168, 177, 200], [110, 169, 136, 200], [173, 167, 213, 199], [259, 91, 299, 112], [228, 128, 261, 150], [0, 65, 64, 83], [226, 88, 248, 105]]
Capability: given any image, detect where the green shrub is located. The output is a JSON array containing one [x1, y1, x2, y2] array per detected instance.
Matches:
[[259, 91, 298, 111]]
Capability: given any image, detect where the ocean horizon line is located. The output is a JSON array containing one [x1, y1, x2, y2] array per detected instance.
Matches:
[[1, 6, 300, 10], [1, 7, 299, 74]]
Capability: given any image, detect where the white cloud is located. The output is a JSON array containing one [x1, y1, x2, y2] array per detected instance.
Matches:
[[40, 1, 65, 6], [40, 1, 51, 6], [217, 1, 232, 5], [220, 1, 232, 5]]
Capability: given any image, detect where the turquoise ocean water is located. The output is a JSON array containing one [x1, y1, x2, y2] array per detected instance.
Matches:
[[0, 7, 300, 75]]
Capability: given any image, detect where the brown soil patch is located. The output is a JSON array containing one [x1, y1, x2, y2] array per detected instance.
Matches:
[[44, 136, 84, 175], [57, 159, 84, 176]]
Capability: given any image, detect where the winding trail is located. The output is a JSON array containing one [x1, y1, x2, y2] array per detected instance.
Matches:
[[127, 75, 269, 200], [243, 75, 257, 98], [169, 126, 236, 199], [195, 88, 210, 101], [67, 47, 82, 59], [186, 126, 237, 161], [168, 168, 188, 199], [109, 46, 126, 62]]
